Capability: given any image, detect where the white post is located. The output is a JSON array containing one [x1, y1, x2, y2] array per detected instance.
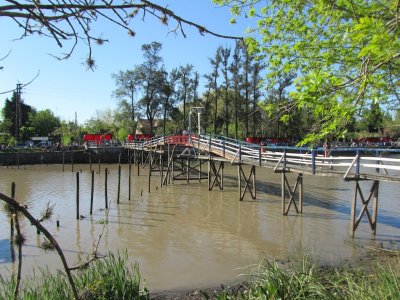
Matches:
[[198, 112, 201, 136]]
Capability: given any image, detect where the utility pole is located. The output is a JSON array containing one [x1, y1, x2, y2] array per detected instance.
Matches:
[[15, 83, 22, 143]]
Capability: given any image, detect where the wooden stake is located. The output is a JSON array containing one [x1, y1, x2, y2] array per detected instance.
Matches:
[[76, 172, 79, 220], [10, 182, 15, 242], [105, 168, 108, 209], [62, 151, 65, 172], [98, 151, 101, 174], [129, 153, 132, 200], [117, 165, 121, 204], [90, 170, 94, 214]]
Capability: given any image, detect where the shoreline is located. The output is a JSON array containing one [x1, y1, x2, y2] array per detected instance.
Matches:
[[149, 247, 400, 299]]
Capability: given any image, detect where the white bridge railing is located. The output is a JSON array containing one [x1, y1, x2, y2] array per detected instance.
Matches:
[[123, 134, 400, 181]]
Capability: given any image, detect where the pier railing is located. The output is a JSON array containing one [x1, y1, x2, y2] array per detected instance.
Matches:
[[123, 134, 400, 182]]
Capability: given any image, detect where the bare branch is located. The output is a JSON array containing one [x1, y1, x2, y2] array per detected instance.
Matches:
[[1, 1, 243, 64], [0, 192, 79, 300], [0, 70, 40, 95]]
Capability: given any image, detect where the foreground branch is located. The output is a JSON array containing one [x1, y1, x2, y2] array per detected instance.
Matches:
[[0, 193, 79, 300]]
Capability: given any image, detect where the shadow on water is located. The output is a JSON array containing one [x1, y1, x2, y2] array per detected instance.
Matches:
[[254, 178, 400, 229], [90, 212, 167, 222], [0, 239, 13, 264]]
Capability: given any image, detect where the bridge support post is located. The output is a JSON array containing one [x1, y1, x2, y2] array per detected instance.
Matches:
[[349, 179, 379, 237], [238, 165, 256, 201], [208, 159, 224, 191], [281, 172, 303, 215]]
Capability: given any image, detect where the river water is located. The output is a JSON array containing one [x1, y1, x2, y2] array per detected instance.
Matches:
[[0, 163, 399, 292]]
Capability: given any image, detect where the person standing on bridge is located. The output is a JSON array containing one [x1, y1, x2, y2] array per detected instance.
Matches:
[[323, 141, 331, 157]]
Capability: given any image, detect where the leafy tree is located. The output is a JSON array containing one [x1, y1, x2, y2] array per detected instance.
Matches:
[[230, 41, 243, 140], [1, 92, 35, 140], [136, 42, 165, 136], [205, 48, 222, 135], [112, 69, 138, 124], [83, 110, 113, 134], [160, 72, 177, 136], [220, 46, 231, 137], [53, 120, 80, 146], [250, 61, 263, 137], [172, 64, 195, 130], [357, 102, 384, 134], [262, 72, 296, 138], [214, 0, 400, 144], [28, 109, 61, 137]]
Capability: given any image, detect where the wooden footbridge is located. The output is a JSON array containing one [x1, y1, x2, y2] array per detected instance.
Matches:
[[115, 134, 400, 237]]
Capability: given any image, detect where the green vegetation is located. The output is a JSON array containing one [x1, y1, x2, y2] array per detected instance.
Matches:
[[0, 252, 148, 300], [3, 252, 398, 299], [211, 255, 400, 300], [1, 1, 400, 146], [213, 0, 400, 144]]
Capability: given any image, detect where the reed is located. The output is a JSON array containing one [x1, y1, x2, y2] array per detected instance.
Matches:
[[212, 255, 400, 300], [0, 252, 148, 300]]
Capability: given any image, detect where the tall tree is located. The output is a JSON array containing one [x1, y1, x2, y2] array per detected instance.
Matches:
[[136, 42, 165, 136], [230, 41, 243, 140], [214, 0, 400, 143], [207, 48, 222, 135], [240, 41, 251, 137], [161, 71, 177, 136], [112, 69, 138, 124], [250, 61, 263, 137], [220, 46, 231, 137], [173, 64, 194, 130]]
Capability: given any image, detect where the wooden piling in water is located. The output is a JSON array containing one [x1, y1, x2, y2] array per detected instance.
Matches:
[[10, 182, 15, 242], [117, 165, 121, 204], [148, 149, 152, 193], [128, 153, 132, 200], [105, 168, 108, 209], [98, 151, 101, 174], [90, 170, 94, 214], [89, 152, 92, 172], [62, 151, 65, 172], [137, 153, 140, 176], [76, 172, 79, 220], [71, 152, 74, 173]]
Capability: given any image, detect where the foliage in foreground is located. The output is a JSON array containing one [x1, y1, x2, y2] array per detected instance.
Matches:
[[0, 252, 149, 300], [213, 256, 400, 300]]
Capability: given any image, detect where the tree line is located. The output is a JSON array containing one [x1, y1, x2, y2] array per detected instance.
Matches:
[[1, 40, 398, 147]]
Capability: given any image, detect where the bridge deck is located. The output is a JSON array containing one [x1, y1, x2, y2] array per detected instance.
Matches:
[[120, 134, 400, 183]]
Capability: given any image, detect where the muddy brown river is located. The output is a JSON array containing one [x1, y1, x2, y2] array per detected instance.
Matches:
[[1, 163, 399, 292]]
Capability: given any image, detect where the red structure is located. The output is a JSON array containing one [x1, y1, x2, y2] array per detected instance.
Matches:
[[84, 133, 112, 144], [127, 134, 152, 141]]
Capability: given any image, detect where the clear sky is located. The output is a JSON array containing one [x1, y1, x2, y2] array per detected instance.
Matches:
[[0, 1, 251, 124]]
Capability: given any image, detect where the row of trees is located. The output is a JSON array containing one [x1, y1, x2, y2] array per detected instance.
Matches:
[[0, 39, 397, 147], [1, 1, 399, 146]]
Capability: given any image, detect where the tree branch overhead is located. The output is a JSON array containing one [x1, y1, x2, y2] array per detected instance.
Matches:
[[1, 1, 243, 69]]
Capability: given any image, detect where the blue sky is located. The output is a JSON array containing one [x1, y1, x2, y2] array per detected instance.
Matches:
[[0, 1, 251, 124]]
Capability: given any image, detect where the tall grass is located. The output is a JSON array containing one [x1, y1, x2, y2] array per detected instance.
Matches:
[[215, 255, 400, 299], [0, 251, 148, 300]]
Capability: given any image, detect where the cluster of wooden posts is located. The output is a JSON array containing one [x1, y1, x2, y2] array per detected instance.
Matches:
[[3, 146, 382, 239]]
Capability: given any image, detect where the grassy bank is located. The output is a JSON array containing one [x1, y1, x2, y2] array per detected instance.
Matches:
[[207, 253, 400, 300], [1, 252, 399, 299], [0, 252, 149, 300]]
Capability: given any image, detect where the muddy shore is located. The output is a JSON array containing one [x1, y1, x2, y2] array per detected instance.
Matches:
[[149, 248, 400, 300]]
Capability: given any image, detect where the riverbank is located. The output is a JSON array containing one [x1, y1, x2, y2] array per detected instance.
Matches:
[[0, 147, 129, 165], [150, 246, 400, 299]]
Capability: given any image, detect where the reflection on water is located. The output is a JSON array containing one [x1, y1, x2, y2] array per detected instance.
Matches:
[[1, 163, 400, 291]]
